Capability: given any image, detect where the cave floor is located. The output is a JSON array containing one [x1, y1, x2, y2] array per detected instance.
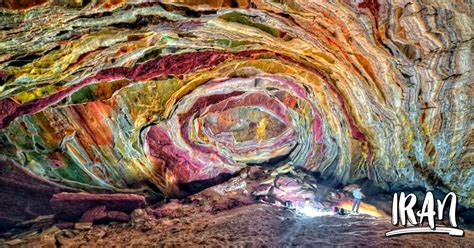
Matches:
[[5, 204, 474, 247]]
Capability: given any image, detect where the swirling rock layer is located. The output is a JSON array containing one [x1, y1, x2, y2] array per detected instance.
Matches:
[[0, 0, 472, 211]]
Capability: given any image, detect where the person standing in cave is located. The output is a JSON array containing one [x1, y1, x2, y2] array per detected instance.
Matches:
[[351, 187, 364, 214]]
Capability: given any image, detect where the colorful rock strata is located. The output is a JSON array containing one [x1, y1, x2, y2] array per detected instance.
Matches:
[[0, 0, 472, 224]]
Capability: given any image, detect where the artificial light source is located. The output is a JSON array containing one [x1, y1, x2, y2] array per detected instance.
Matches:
[[297, 205, 333, 217]]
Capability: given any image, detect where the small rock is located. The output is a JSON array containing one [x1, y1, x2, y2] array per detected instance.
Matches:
[[56, 222, 75, 229], [84, 227, 107, 241], [95, 229, 107, 239], [106, 210, 130, 222], [3, 238, 23, 246], [74, 222, 92, 230], [62, 230, 76, 238], [131, 208, 147, 228], [131, 208, 147, 220], [141, 221, 154, 232], [16, 215, 55, 228], [79, 205, 107, 223], [13, 230, 38, 239], [248, 166, 264, 180], [42, 226, 61, 236], [161, 219, 173, 226], [240, 170, 248, 179]]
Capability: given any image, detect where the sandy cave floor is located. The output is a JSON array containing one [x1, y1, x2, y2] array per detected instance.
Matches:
[[3, 204, 474, 247]]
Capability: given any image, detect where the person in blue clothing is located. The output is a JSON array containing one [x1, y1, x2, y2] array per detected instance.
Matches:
[[352, 187, 364, 213]]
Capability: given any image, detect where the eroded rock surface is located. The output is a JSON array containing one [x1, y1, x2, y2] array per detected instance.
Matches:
[[0, 0, 472, 230]]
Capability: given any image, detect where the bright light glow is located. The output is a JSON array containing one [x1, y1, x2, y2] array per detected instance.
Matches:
[[297, 205, 333, 217], [337, 200, 384, 217]]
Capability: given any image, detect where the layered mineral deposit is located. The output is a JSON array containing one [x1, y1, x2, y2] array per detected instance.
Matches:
[[0, 0, 472, 222]]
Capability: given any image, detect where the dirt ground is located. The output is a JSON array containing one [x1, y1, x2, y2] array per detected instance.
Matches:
[[2, 204, 473, 247]]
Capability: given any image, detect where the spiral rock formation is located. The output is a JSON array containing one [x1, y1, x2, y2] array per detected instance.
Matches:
[[0, 0, 472, 209]]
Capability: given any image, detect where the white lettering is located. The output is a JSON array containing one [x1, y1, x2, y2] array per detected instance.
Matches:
[[416, 192, 436, 229], [387, 192, 464, 237], [437, 192, 458, 227], [398, 192, 417, 226]]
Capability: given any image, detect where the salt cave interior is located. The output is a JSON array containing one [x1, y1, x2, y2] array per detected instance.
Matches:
[[0, 0, 472, 246]]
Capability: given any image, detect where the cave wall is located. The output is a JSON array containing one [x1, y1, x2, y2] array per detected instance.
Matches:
[[0, 0, 472, 205]]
